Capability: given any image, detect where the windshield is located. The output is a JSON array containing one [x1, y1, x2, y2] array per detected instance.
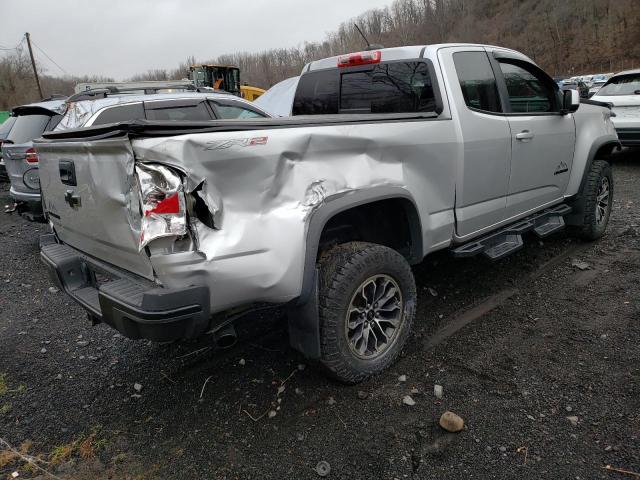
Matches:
[[597, 74, 640, 96]]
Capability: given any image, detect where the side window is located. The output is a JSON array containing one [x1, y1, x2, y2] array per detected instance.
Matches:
[[497, 61, 557, 113], [214, 103, 266, 119], [145, 101, 213, 121], [93, 103, 145, 126], [453, 51, 502, 113]]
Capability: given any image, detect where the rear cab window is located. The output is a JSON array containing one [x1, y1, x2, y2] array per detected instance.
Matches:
[[293, 58, 441, 116]]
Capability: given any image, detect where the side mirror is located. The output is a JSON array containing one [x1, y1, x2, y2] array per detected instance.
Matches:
[[562, 89, 580, 114]]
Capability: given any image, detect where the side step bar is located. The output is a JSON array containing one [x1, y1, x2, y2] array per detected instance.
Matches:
[[452, 204, 572, 261]]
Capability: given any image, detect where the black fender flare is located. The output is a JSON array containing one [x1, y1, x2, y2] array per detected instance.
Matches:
[[566, 137, 620, 224], [287, 186, 422, 359]]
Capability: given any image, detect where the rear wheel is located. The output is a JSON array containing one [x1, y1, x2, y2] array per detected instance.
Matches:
[[573, 159, 613, 240], [317, 242, 416, 384]]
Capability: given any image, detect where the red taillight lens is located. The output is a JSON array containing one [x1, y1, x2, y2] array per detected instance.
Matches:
[[25, 148, 39, 164], [144, 192, 180, 217], [337, 50, 381, 68], [136, 164, 187, 250]]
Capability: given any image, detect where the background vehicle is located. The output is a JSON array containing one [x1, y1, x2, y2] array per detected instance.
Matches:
[[588, 80, 607, 97], [2, 99, 66, 217], [55, 89, 270, 132], [74, 80, 196, 94], [562, 79, 590, 98], [190, 64, 265, 101], [0, 116, 17, 180], [254, 76, 299, 116], [36, 44, 618, 383], [240, 85, 266, 101], [592, 69, 640, 146]]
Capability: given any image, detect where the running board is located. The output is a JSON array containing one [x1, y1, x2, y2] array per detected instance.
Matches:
[[453, 204, 572, 261]]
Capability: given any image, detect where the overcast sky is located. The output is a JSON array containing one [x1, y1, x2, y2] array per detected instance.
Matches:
[[1, 0, 394, 80]]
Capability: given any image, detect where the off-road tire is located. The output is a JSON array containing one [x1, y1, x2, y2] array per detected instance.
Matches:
[[317, 242, 416, 384], [573, 159, 613, 241]]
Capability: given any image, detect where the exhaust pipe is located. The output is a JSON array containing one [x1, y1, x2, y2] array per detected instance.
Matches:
[[213, 324, 237, 349]]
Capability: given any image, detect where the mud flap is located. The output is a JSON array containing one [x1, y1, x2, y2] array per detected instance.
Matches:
[[287, 269, 321, 359]]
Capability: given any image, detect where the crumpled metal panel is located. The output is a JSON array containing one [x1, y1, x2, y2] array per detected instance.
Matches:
[[54, 98, 126, 131], [37, 137, 155, 280], [132, 121, 458, 313]]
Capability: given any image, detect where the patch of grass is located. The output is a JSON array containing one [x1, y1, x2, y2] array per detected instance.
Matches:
[[0, 449, 19, 468], [0, 441, 33, 469], [0, 374, 26, 396], [0, 403, 11, 415], [50, 431, 108, 465], [49, 443, 75, 465]]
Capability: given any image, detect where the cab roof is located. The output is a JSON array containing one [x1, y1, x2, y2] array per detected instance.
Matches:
[[304, 43, 531, 72]]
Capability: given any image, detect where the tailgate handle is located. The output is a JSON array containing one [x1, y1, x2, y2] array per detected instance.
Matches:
[[59, 160, 77, 186]]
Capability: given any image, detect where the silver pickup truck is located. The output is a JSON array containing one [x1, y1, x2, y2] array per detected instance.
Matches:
[[36, 44, 619, 383]]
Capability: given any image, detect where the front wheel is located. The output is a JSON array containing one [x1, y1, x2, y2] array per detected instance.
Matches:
[[317, 242, 416, 384], [573, 159, 613, 241]]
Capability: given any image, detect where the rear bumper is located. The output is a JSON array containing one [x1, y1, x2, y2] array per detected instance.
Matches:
[[616, 128, 640, 147], [40, 236, 211, 342], [9, 186, 41, 205]]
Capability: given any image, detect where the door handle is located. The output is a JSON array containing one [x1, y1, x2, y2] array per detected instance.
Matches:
[[515, 130, 534, 141]]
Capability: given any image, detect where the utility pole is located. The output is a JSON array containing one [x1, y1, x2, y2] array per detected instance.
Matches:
[[25, 32, 43, 99]]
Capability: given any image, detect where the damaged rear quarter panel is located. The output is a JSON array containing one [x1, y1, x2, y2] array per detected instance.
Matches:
[[132, 121, 457, 312]]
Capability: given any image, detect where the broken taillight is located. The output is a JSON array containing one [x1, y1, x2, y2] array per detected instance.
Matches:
[[25, 148, 39, 164], [337, 50, 381, 68], [136, 163, 187, 250]]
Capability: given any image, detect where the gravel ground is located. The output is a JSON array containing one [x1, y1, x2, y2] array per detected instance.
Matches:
[[0, 150, 639, 480]]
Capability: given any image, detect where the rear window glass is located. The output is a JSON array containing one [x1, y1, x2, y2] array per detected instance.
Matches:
[[0, 116, 16, 139], [597, 74, 640, 96], [92, 103, 145, 126], [293, 61, 437, 115], [6, 114, 51, 144], [214, 104, 265, 119], [292, 70, 339, 115], [340, 63, 435, 113], [145, 102, 212, 121]]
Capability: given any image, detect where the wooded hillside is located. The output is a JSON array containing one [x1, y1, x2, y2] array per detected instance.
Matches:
[[1, 0, 638, 109], [217, 0, 640, 88]]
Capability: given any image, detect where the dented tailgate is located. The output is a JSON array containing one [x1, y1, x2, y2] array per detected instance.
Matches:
[[37, 137, 155, 280]]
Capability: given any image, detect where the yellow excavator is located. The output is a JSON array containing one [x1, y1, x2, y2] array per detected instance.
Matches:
[[189, 64, 265, 101]]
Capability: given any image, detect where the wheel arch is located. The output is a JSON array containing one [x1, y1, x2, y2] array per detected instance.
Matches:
[[566, 136, 619, 223], [287, 186, 422, 359]]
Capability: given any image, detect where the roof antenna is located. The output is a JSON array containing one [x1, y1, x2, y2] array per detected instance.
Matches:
[[354, 23, 384, 51]]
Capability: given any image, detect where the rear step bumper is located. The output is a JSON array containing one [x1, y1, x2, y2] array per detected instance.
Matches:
[[40, 237, 210, 342]]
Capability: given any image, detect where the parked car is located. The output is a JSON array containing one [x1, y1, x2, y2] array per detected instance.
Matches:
[[562, 80, 590, 98], [592, 69, 640, 147], [36, 43, 618, 383], [588, 80, 607, 97], [254, 76, 299, 117], [0, 115, 17, 180], [2, 99, 66, 217], [5, 90, 270, 220]]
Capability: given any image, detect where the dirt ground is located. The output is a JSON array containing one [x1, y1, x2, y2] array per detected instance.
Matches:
[[0, 150, 639, 480]]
